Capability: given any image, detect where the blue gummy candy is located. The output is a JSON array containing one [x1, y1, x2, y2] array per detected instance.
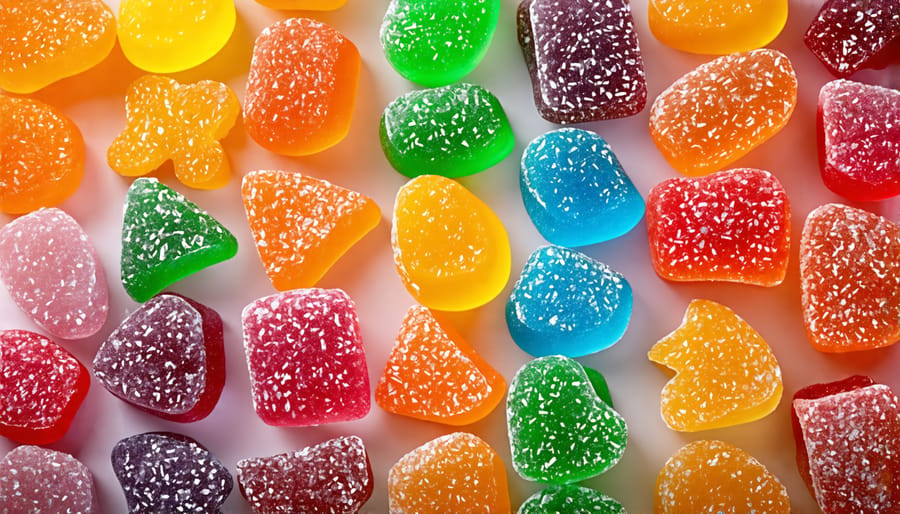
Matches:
[[520, 128, 644, 247], [506, 245, 632, 357]]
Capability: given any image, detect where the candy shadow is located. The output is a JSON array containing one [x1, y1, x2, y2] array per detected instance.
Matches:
[[171, 12, 256, 85], [30, 43, 144, 107]]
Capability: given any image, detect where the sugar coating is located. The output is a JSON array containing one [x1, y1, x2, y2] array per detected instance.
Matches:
[[237, 435, 373, 513], [518, 485, 624, 514], [649, 49, 797, 176], [517, 0, 647, 123], [0, 208, 108, 339], [507, 355, 627, 484], [112, 432, 232, 513], [0, 445, 97, 513], [380, 83, 515, 178], [520, 128, 644, 247], [241, 288, 370, 426], [388, 432, 510, 514], [804, 0, 900, 77], [800, 203, 900, 352]]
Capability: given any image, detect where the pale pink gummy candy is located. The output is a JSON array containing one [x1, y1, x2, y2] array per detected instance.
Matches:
[[0, 445, 97, 512]]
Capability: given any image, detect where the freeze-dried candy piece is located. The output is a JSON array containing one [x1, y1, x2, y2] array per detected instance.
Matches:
[[648, 299, 782, 432], [93, 294, 225, 422], [0, 95, 84, 214], [648, 0, 787, 55], [112, 432, 232, 513], [107, 75, 240, 190], [242, 289, 370, 426], [380, 83, 514, 178], [506, 245, 632, 358], [392, 175, 511, 311], [375, 305, 506, 425], [507, 355, 627, 484], [242, 169, 380, 291], [388, 432, 510, 514], [117, 0, 235, 73], [380, 0, 500, 86], [800, 204, 900, 352], [655, 440, 790, 513], [804, 0, 900, 77], [518, 485, 624, 514], [649, 49, 797, 176], [0, 208, 108, 339], [244, 17, 360, 156], [120, 178, 237, 302], [0, 0, 116, 93], [818, 80, 900, 201], [517, 0, 647, 123], [646, 168, 791, 286], [520, 128, 644, 247], [0, 446, 97, 513], [254, 0, 347, 8], [0, 330, 89, 444], [237, 436, 373, 513]]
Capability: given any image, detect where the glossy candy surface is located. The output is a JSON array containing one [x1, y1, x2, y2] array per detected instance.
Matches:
[[0, 446, 97, 513], [804, 0, 900, 77], [518, 485, 625, 514]]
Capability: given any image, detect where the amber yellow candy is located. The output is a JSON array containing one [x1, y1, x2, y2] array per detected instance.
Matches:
[[254, 0, 348, 9]]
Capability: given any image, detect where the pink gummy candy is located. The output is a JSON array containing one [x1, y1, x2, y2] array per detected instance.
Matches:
[[241, 288, 370, 426], [0, 445, 97, 512], [804, 0, 900, 77], [0, 208, 108, 339]]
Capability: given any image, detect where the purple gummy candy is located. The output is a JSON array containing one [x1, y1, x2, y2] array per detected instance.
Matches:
[[237, 435, 373, 513], [0, 208, 108, 339], [111, 432, 232, 513], [0, 445, 97, 513], [241, 288, 370, 426], [517, 0, 647, 123], [92, 293, 225, 422], [804, 0, 900, 77]]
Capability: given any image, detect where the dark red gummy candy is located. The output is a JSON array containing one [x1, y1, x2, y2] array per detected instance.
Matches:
[[804, 0, 900, 77]]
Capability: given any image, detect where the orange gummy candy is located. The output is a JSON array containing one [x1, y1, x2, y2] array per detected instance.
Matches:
[[254, 0, 348, 9], [242, 169, 381, 291], [375, 305, 506, 425], [107, 75, 240, 190], [648, 299, 782, 432], [0, 96, 84, 214], [388, 432, 510, 514]]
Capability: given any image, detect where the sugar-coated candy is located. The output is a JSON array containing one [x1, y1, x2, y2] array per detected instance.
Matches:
[[0, 446, 97, 513], [0, 330, 89, 444], [392, 175, 510, 311], [0, 95, 83, 214], [520, 128, 644, 247], [517, 0, 647, 123], [792, 379, 900, 513], [380, 0, 500, 86], [646, 168, 790, 286], [380, 83, 514, 178], [388, 432, 510, 514], [507, 355, 627, 484], [0, 208, 108, 339], [93, 294, 225, 422], [242, 169, 381, 291], [375, 305, 506, 425], [655, 440, 790, 513], [648, 0, 787, 55], [117, 0, 236, 73], [112, 432, 232, 513], [804, 0, 900, 78], [818, 80, 900, 201], [0, 0, 116, 94], [120, 178, 237, 303], [244, 17, 360, 156], [506, 245, 632, 358], [107, 75, 240, 190], [237, 436, 373, 513], [800, 204, 900, 352], [649, 49, 797, 176], [254, 0, 347, 9], [518, 485, 625, 514], [648, 299, 782, 432], [242, 289, 370, 426]]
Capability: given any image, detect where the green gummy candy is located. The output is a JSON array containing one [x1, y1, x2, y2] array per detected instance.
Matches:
[[518, 485, 625, 514], [507, 355, 627, 485], [380, 83, 514, 178], [121, 178, 237, 302], [583, 366, 614, 408]]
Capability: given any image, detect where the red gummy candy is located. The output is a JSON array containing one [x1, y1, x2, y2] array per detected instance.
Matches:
[[804, 0, 900, 77]]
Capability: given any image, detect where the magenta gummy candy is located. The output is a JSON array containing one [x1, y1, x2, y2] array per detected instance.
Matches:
[[0, 445, 97, 512], [804, 0, 900, 77]]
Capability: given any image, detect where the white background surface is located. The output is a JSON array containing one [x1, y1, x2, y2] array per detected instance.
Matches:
[[2, 0, 900, 512]]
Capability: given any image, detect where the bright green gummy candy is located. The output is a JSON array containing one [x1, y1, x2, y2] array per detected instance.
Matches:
[[380, 83, 514, 178], [380, 0, 500, 86], [507, 355, 627, 484], [518, 485, 625, 514], [121, 178, 237, 302]]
